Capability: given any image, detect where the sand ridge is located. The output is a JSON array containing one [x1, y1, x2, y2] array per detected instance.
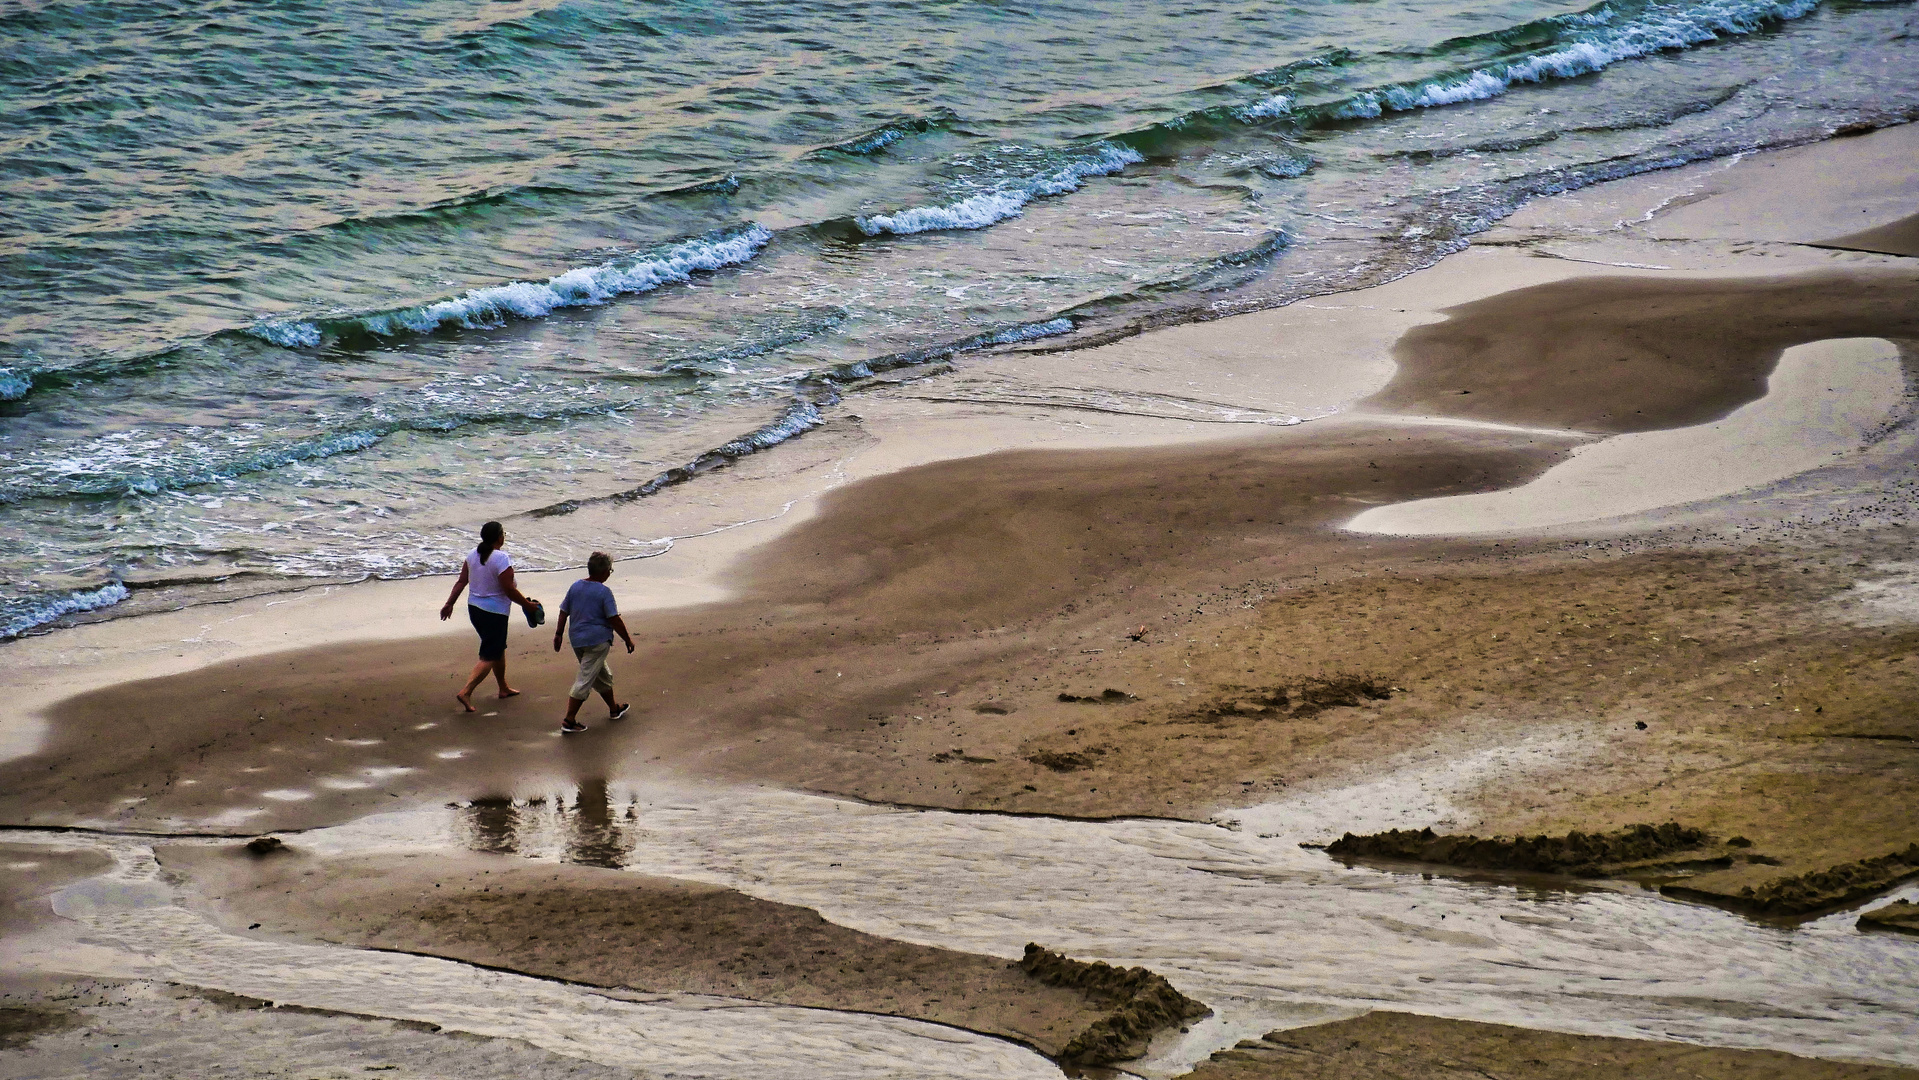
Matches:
[[157, 843, 1177, 1065]]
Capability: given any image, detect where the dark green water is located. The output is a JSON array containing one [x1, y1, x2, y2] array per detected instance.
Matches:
[[1, 0, 1914, 634]]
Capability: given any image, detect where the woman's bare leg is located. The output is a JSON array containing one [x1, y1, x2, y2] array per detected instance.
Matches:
[[493, 655, 519, 698], [457, 660, 492, 711]]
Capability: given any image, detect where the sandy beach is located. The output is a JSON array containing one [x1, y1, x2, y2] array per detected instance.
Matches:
[[6, 122, 1919, 1077]]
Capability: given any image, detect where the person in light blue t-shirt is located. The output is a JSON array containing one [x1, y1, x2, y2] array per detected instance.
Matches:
[[551, 551, 634, 734]]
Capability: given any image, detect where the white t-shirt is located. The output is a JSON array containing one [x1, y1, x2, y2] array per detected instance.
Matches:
[[466, 548, 514, 614]]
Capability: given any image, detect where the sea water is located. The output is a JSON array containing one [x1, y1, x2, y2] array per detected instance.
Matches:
[[3, 0, 1916, 634]]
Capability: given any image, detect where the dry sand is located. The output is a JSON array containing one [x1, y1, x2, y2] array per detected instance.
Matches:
[[6, 123, 1919, 1073], [1817, 211, 1919, 259]]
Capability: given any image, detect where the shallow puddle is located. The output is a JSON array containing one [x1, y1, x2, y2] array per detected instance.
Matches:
[[8, 836, 1062, 1080]]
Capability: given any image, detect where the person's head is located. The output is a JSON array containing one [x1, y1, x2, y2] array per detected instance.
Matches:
[[587, 551, 613, 582], [477, 520, 506, 561]]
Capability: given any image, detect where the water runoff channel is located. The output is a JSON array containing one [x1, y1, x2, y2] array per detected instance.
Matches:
[[10, 734, 1919, 1078]]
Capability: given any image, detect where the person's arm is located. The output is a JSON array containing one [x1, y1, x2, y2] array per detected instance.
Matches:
[[607, 614, 635, 653], [552, 609, 569, 652], [439, 562, 470, 620], [497, 566, 537, 609]]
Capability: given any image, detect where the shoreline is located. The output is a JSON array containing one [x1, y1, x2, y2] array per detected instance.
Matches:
[[8, 122, 1915, 767], [10, 118, 1914, 645], [6, 123, 1919, 1076]]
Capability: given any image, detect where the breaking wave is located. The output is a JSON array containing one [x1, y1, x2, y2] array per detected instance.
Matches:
[[1109, 0, 1843, 150], [1311, 0, 1827, 122], [247, 225, 773, 348], [1, 580, 129, 639], [855, 143, 1145, 236], [0, 365, 34, 402], [812, 110, 958, 157]]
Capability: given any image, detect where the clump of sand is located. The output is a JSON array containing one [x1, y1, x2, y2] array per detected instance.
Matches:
[[1858, 900, 1919, 936], [1674, 843, 1919, 918], [1325, 822, 1719, 878], [1016, 943, 1211, 1064]]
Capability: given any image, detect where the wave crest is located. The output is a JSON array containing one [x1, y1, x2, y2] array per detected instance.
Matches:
[[1320, 0, 1823, 121], [855, 144, 1144, 237], [248, 225, 773, 348], [813, 110, 958, 157], [1, 580, 128, 639]]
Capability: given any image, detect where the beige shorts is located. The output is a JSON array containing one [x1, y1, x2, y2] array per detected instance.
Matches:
[[568, 643, 614, 700]]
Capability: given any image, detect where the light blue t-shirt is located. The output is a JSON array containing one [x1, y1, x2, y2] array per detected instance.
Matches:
[[560, 578, 619, 648]]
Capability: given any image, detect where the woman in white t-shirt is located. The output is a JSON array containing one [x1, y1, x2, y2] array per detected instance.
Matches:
[[439, 520, 541, 712]]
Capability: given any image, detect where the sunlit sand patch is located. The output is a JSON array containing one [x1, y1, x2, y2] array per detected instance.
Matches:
[[260, 789, 313, 802], [196, 807, 266, 828], [1348, 338, 1905, 535], [435, 749, 470, 760], [1831, 562, 1919, 626], [361, 766, 416, 780], [319, 777, 373, 791]]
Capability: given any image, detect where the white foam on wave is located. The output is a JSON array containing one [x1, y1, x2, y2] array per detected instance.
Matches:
[[2, 580, 130, 639], [856, 144, 1144, 237], [1233, 93, 1294, 122], [10, 426, 389, 503], [1379, 0, 1821, 117], [716, 400, 823, 457], [0, 367, 34, 401], [249, 225, 773, 347], [980, 317, 1074, 345]]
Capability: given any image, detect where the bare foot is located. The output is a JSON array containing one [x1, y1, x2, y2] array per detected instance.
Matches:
[[456, 691, 476, 713], [498, 688, 521, 699]]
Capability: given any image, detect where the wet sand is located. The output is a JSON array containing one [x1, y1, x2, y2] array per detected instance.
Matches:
[[157, 842, 1194, 1064], [6, 124, 1919, 1073], [1816, 211, 1919, 259], [0, 977, 640, 1079], [1185, 1012, 1919, 1079], [1360, 271, 1919, 432], [0, 844, 111, 938]]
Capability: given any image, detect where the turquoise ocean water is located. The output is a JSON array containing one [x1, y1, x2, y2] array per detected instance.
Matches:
[[1, 0, 1915, 635]]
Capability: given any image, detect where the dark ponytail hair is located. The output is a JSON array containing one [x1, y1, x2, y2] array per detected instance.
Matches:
[[476, 521, 505, 564]]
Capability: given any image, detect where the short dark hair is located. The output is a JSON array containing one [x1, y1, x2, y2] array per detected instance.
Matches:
[[587, 551, 613, 577]]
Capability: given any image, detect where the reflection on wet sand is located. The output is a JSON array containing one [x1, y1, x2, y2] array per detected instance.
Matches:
[[457, 777, 639, 870]]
